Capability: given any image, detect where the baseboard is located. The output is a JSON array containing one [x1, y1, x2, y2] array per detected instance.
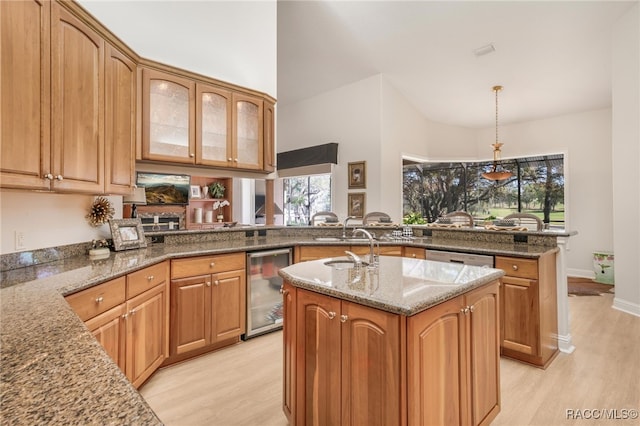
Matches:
[[557, 333, 575, 353], [566, 268, 595, 279], [613, 297, 640, 317]]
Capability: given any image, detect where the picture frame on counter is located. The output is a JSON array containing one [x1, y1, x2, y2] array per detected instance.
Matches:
[[348, 192, 366, 218], [348, 161, 366, 189], [109, 218, 148, 251]]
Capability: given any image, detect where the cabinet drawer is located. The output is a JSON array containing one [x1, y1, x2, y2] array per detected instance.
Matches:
[[127, 261, 168, 298], [495, 256, 538, 279], [65, 276, 126, 321], [171, 252, 245, 279], [403, 246, 426, 259]]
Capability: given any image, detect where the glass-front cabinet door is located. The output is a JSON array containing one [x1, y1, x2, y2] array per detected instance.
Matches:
[[142, 68, 195, 164], [232, 93, 263, 170], [196, 83, 232, 167]]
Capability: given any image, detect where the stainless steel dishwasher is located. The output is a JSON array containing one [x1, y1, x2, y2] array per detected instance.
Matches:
[[425, 249, 494, 267], [244, 248, 292, 339]]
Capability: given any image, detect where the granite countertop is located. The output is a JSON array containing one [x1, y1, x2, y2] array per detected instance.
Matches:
[[279, 256, 504, 316], [0, 234, 557, 424]]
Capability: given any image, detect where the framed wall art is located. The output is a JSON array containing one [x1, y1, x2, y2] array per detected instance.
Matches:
[[190, 185, 201, 199], [347, 192, 366, 218], [348, 161, 366, 189], [109, 218, 148, 251]]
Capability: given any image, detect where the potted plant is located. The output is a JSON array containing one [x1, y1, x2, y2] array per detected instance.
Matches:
[[209, 181, 225, 199]]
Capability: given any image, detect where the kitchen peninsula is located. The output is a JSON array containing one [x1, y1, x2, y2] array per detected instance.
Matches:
[[0, 225, 572, 424], [279, 255, 504, 426]]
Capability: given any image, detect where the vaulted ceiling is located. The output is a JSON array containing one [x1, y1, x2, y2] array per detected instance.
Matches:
[[277, 1, 636, 128]]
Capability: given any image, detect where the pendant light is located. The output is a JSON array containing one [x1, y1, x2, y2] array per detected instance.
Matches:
[[482, 85, 513, 181]]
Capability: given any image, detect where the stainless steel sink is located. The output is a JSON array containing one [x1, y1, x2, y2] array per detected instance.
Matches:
[[313, 237, 343, 242], [324, 259, 369, 269]]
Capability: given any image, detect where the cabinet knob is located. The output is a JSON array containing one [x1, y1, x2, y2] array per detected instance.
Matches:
[[122, 313, 128, 319], [469, 305, 475, 313], [512, 264, 519, 271], [412, 254, 416, 258], [206, 281, 211, 287], [95, 296, 104, 303], [130, 308, 137, 315], [234, 158, 238, 162], [44, 173, 53, 180], [228, 158, 233, 162], [190, 153, 195, 158], [461, 306, 469, 314], [340, 314, 348, 323], [328, 311, 336, 320], [55, 175, 63, 181], [210, 262, 215, 268], [279, 286, 284, 294], [214, 280, 219, 286], [147, 275, 154, 281]]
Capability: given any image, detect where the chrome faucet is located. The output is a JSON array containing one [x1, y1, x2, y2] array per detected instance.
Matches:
[[342, 216, 357, 238], [352, 228, 378, 266], [343, 250, 362, 268]]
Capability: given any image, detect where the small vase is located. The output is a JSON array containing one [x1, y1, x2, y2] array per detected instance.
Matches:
[[217, 214, 224, 223], [202, 186, 209, 199]]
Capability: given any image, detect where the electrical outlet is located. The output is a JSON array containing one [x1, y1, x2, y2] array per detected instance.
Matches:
[[15, 231, 26, 251]]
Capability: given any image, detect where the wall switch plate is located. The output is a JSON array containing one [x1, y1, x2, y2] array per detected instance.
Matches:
[[15, 231, 26, 250]]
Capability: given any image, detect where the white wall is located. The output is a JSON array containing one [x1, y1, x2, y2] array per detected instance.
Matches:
[[475, 109, 613, 277], [277, 75, 382, 220], [611, 3, 640, 316]]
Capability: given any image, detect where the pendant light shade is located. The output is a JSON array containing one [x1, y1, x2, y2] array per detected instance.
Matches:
[[482, 85, 513, 181]]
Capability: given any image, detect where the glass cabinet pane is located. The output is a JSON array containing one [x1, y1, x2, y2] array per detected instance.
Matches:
[[236, 100, 259, 165], [201, 92, 228, 162], [149, 80, 190, 157]]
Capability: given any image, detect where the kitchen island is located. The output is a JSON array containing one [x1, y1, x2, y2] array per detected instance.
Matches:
[[279, 255, 505, 426]]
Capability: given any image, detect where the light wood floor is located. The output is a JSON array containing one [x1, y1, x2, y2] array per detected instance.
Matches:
[[140, 294, 640, 426]]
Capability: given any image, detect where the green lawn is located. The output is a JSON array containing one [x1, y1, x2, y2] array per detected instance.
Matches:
[[480, 207, 565, 223]]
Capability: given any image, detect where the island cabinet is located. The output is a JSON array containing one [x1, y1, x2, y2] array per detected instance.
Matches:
[[403, 246, 426, 259], [294, 245, 402, 263], [168, 252, 246, 363], [496, 251, 558, 368], [290, 287, 402, 426], [407, 281, 500, 426], [283, 280, 501, 426], [65, 261, 169, 388]]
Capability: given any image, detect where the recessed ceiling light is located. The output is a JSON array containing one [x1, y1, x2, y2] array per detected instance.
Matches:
[[474, 43, 496, 57]]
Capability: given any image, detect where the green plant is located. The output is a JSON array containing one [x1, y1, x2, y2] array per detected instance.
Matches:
[[209, 181, 226, 199], [403, 212, 426, 225]]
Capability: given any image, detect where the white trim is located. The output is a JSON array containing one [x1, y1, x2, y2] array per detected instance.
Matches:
[[613, 298, 640, 317], [556, 237, 574, 354], [567, 268, 596, 279], [558, 333, 576, 354]]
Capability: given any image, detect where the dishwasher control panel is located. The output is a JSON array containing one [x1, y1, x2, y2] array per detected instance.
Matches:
[[425, 249, 494, 267]]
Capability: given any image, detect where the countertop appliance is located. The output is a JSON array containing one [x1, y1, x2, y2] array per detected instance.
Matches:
[[244, 248, 292, 339], [425, 249, 494, 267]]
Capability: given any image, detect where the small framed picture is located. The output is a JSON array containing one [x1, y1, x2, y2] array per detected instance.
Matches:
[[347, 192, 366, 218], [109, 219, 147, 251], [348, 161, 366, 189], [190, 185, 201, 199]]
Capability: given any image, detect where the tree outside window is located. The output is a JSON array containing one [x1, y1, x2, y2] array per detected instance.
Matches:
[[283, 174, 331, 225]]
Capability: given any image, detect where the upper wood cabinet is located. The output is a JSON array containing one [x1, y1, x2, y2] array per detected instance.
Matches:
[[1, 1, 135, 195], [51, 3, 105, 193], [263, 100, 276, 172], [104, 44, 136, 194], [141, 68, 196, 164], [1, 0, 51, 191], [141, 66, 271, 172]]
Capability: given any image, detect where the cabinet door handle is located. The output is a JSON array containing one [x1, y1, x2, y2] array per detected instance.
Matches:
[[147, 275, 154, 281], [461, 306, 469, 314], [95, 296, 104, 303], [512, 265, 519, 271], [328, 311, 336, 320], [55, 175, 63, 181], [189, 153, 195, 158], [130, 308, 137, 315], [206, 281, 211, 287], [214, 280, 219, 286], [44, 173, 53, 180], [340, 314, 348, 323]]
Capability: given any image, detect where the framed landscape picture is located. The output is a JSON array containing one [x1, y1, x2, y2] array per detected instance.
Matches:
[[136, 172, 190, 205], [348, 192, 366, 218], [348, 161, 366, 189]]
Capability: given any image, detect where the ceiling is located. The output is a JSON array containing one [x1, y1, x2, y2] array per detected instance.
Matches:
[[277, 1, 636, 128]]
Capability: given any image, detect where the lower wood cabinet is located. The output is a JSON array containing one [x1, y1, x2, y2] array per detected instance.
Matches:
[[403, 246, 426, 259], [65, 261, 169, 388], [284, 280, 500, 426], [294, 245, 402, 263], [496, 251, 558, 368], [407, 281, 500, 426], [169, 253, 246, 361]]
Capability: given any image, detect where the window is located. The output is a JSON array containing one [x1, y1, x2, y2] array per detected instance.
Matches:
[[283, 174, 331, 226], [402, 154, 564, 225]]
